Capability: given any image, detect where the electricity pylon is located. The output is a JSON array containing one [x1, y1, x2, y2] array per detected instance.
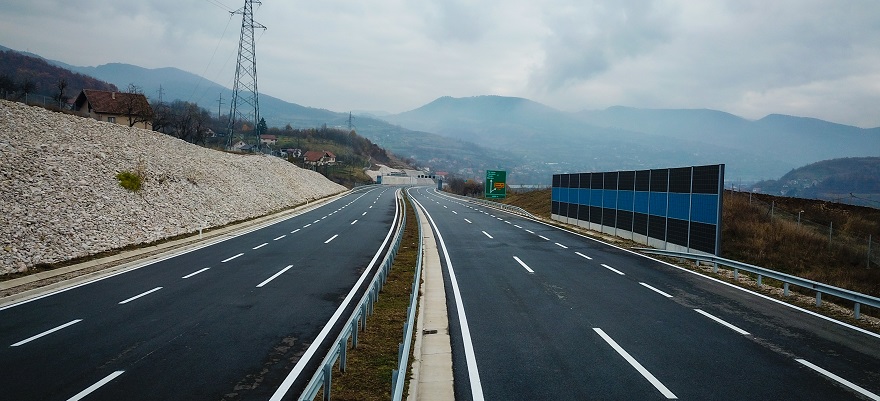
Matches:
[[226, 0, 266, 150]]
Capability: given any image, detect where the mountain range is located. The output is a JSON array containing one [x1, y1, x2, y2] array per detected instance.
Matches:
[[4, 44, 879, 185]]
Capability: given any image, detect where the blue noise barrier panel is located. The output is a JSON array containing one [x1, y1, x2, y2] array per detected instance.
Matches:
[[551, 164, 724, 255]]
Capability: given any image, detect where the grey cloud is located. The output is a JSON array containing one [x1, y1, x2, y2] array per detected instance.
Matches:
[[530, 1, 674, 91]]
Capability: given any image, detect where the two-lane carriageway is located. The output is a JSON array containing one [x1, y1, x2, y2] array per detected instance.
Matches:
[[0, 186, 399, 400], [408, 187, 880, 401]]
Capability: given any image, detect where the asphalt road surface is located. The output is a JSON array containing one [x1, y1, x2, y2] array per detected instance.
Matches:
[[408, 187, 880, 401], [0, 186, 399, 401]]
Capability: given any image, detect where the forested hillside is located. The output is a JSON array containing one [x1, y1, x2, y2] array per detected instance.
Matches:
[[0, 50, 117, 103], [753, 157, 880, 206]]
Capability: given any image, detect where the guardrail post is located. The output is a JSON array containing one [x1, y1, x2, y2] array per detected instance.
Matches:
[[757, 274, 762, 288], [734, 268, 739, 280], [783, 282, 789, 297], [323, 363, 332, 401], [351, 318, 359, 348], [339, 337, 348, 373], [854, 303, 861, 320], [816, 292, 822, 307], [712, 262, 718, 273]]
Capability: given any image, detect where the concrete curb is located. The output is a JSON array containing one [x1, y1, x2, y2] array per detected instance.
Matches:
[[0, 190, 350, 307], [407, 202, 454, 401]]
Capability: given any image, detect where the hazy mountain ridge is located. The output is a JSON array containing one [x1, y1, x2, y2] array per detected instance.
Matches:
[[753, 157, 880, 206], [5, 44, 877, 185]]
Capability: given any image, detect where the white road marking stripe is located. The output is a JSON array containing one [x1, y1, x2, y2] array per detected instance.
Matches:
[[640, 282, 673, 298], [513, 256, 534, 273], [601, 264, 625, 275], [505, 221, 511, 224], [257, 265, 294, 288], [253, 243, 268, 250], [694, 309, 750, 335], [304, 224, 312, 228], [182, 267, 210, 279], [324, 234, 339, 244], [576, 252, 592, 260], [514, 225, 522, 228], [313, 220, 320, 223], [482, 231, 493, 239], [362, 211, 367, 216], [594, 328, 677, 399], [118, 287, 163, 304], [796, 359, 880, 401], [464, 219, 472, 224], [291, 229, 301, 233], [11, 319, 82, 347], [555, 242, 568, 249], [322, 216, 327, 219], [444, 205, 448, 208], [273, 235, 286, 241], [221, 253, 244, 263], [351, 220, 358, 225], [538, 235, 550, 241], [452, 211, 458, 214], [369, 205, 373, 208], [66, 371, 125, 401], [525, 230, 535, 234]]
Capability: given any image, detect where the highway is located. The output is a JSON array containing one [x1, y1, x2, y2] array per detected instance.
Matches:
[[408, 187, 880, 401], [0, 186, 400, 401]]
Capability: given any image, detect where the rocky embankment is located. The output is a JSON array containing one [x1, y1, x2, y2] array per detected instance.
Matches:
[[0, 100, 345, 275]]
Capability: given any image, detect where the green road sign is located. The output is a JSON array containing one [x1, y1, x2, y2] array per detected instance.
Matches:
[[485, 170, 507, 199]]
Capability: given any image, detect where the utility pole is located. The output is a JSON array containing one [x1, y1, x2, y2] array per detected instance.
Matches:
[[217, 93, 224, 121], [156, 85, 165, 104], [226, 0, 266, 151]]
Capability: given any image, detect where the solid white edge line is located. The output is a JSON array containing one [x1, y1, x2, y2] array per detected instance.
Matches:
[[482, 231, 493, 239], [796, 359, 880, 401], [693, 309, 751, 335], [66, 370, 125, 401], [221, 253, 244, 263], [269, 188, 401, 401], [257, 265, 294, 288], [273, 235, 286, 241], [513, 256, 535, 273], [600, 264, 625, 275], [11, 319, 83, 347], [410, 192, 485, 401], [324, 234, 339, 244], [593, 328, 678, 399], [555, 242, 568, 249], [640, 282, 674, 298], [253, 243, 268, 250], [118, 287, 163, 304], [575, 252, 592, 260], [181, 267, 210, 279]]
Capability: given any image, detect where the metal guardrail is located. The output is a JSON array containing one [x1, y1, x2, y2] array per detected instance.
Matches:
[[298, 189, 407, 401], [436, 190, 536, 219], [390, 192, 424, 400], [635, 248, 880, 320]]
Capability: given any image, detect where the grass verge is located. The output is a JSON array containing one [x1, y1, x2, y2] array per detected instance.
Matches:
[[322, 196, 419, 400]]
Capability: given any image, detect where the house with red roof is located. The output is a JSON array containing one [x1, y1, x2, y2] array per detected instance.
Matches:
[[73, 89, 153, 130]]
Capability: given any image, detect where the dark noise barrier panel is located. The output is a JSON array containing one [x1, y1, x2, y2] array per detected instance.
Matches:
[[551, 164, 724, 255]]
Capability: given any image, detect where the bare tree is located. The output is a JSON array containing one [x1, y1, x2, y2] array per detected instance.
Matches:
[[53, 78, 68, 106], [122, 83, 153, 127]]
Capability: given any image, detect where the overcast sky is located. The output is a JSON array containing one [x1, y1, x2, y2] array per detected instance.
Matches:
[[2, 0, 879, 127]]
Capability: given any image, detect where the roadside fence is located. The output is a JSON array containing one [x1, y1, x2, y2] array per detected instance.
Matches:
[[731, 190, 878, 269]]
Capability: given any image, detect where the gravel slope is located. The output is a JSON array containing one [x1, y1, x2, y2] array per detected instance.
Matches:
[[0, 100, 345, 274]]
